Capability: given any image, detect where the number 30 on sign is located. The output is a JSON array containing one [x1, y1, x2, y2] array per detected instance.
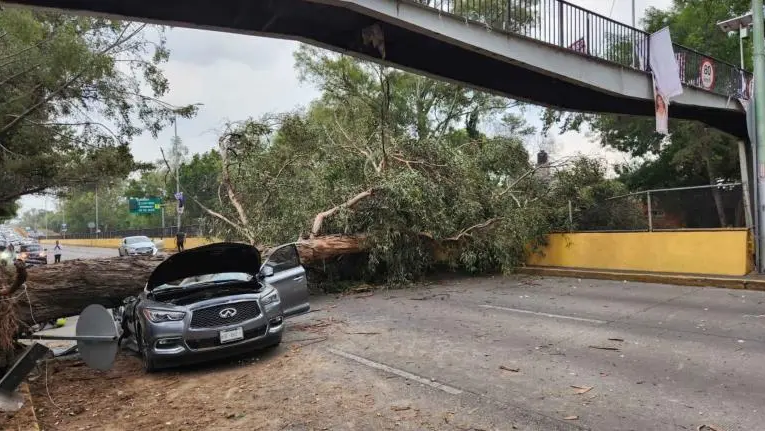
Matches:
[[700, 59, 715, 90]]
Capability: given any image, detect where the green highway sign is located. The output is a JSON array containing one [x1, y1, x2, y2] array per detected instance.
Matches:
[[129, 197, 162, 214]]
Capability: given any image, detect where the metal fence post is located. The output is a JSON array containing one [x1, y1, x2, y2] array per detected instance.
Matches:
[[646, 191, 653, 232], [568, 200, 573, 232], [558, 1, 564, 47]]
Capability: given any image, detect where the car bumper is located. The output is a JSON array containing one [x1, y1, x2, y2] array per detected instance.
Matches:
[[144, 309, 284, 368], [126, 250, 156, 256]]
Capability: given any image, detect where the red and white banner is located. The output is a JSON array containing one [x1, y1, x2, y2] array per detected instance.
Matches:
[[674, 52, 686, 82]]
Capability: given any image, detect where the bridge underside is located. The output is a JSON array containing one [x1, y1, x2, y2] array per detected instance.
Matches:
[[6, 0, 748, 140]]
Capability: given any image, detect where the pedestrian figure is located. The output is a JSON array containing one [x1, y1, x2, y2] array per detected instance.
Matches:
[[175, 231, 185, 253], [53, 240, 62, 263]]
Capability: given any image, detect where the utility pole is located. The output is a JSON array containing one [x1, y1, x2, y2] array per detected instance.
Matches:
[[44, 196, 48, 239], [174, 117, 182, 232], [95, 184, 99, 238], [753, 0, 765, 271], [631, 0, 636, 27]]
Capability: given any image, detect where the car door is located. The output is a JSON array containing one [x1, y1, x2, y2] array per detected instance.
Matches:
[[261, 243, 310, 317]]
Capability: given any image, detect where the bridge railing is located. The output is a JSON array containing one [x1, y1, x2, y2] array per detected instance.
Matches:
[[413, 0, 750, 99]]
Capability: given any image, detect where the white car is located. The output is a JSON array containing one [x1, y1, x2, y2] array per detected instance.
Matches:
[[118, 236, 158, 257]]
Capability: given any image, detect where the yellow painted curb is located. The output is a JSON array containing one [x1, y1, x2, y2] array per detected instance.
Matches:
[[516, 266, 765, 291]]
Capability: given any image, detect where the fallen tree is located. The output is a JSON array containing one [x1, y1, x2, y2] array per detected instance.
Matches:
[[6, 235, 367, 329]]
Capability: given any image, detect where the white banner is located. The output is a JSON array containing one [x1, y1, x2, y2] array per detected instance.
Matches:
[[650, 27, 683, 100]]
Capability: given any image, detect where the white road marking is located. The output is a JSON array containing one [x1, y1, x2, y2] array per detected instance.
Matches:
[[479, 304, 606, 324], [328, 348, 463, 395]]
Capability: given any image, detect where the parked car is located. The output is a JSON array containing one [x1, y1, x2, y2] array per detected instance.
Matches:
[[117, 242, 310, 371], [17, 243, 47, 266], [118, 236, 158, 256]]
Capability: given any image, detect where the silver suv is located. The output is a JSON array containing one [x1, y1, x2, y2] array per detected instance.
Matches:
[[118, 242, 309, 371]]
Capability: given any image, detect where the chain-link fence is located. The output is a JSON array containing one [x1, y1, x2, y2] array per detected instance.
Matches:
[[567, 183, 748, 232]]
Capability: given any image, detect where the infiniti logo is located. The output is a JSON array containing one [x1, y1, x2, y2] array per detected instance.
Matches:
[[219, 307, 237, 318]]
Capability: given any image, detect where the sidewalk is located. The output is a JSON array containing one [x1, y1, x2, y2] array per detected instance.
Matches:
[[517, 266, 765, 291]]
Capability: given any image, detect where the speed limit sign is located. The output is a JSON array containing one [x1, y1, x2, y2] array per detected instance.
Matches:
[[700, 59, 715, 90]]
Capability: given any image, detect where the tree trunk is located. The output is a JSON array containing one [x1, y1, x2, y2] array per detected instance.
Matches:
[[15, 257, 165, 327], [12, 235, 368, 328]]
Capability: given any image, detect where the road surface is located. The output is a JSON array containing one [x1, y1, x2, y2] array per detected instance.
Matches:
[[30, 275, 765, 430], [56, 244, 117, 260]]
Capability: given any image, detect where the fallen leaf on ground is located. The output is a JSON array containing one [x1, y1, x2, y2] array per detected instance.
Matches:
[[571, 385, 593, 394], [607, 338, 624, 342], [499, 365, 520, 372], [563, 415, 579, 420], [588, 345, 620, 351]]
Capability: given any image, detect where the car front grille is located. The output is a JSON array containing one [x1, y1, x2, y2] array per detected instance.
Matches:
[[189, 301, 260, 328], [186, 325, 267, 350]]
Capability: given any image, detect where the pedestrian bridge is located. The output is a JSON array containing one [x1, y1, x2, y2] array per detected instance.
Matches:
[[8, 0, 750, 139]]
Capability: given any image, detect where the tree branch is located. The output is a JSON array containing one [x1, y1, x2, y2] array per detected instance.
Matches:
[[218, 132, 252, 231], [0, 23, 146, 137], [445, 218, 504, 242], [310, 189, 375, 238]]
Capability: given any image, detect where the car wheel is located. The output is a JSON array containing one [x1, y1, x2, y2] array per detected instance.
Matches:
[[136, 326, 157, 372], [268, 333, 283, 348], [118, 249, 123, 257]]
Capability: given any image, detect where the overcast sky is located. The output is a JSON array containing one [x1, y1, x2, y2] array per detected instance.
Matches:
[[20, 0, 673, 214]]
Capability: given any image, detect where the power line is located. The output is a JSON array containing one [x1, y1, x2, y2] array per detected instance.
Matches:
[[608, 0, 617, 18]]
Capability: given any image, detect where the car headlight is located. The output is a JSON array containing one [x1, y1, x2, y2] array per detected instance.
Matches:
[[143, 308, 186, 322], [261, 289, 280, 307]]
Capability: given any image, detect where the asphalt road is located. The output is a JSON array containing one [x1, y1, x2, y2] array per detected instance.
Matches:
[[55, 244, 118, 260], [296, 276, 765, 430], [31, 251, 765, 430]]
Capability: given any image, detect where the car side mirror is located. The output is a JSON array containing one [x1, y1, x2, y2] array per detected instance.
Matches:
[[261, 266, 274, 278]]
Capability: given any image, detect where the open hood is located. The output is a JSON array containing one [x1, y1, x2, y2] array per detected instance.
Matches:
[[146, 242, 261, 290]]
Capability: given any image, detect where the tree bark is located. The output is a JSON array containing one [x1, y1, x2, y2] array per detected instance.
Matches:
[[14, 257, 164, 327], [12, 236, 369, 328]]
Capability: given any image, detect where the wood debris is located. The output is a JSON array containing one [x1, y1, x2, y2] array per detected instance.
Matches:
[[571, 385, 593, 395]]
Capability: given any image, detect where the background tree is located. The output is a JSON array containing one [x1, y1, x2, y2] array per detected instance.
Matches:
[[0, 8, 197, 217]]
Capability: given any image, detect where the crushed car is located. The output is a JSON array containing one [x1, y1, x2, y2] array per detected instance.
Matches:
[[117, 242, 310, 371]]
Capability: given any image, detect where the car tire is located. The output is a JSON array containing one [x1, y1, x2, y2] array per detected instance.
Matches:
[[137, 326, 157, 372], [142, 351, 157, 372], [268, 333, 283, 348], [118, 249, 123, 257]]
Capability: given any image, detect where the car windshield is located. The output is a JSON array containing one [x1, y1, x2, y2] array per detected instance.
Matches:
[[154, 272, 253, 290], [126, 236, 151, 244]]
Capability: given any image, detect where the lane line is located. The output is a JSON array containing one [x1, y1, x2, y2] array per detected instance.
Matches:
[[328, 348, 463, 395], [479, 304, 606, 324]]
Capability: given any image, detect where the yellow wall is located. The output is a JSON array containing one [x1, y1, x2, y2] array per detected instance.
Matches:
[[41, 237, 216, 251], [527, 230, 753, 277]]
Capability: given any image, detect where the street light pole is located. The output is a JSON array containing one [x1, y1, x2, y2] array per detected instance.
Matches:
[[753, 0, 765, 272], [95, 184, 99, 238], [174, 117, 181, 233], [631, 0, 635, 27]]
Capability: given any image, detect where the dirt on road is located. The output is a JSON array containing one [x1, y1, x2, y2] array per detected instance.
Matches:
[[23, 316, 486, 431]]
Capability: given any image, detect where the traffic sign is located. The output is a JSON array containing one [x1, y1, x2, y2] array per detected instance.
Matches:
[[128, 197, 162, 214], [700, 59, 715, 90]]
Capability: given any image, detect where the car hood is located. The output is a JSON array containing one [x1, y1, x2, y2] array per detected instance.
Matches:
[[126, 241, 155, 248], [146, 242, 261, 290]]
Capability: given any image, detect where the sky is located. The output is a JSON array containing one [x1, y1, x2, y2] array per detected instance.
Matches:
[[19, 0, 674, 214]]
